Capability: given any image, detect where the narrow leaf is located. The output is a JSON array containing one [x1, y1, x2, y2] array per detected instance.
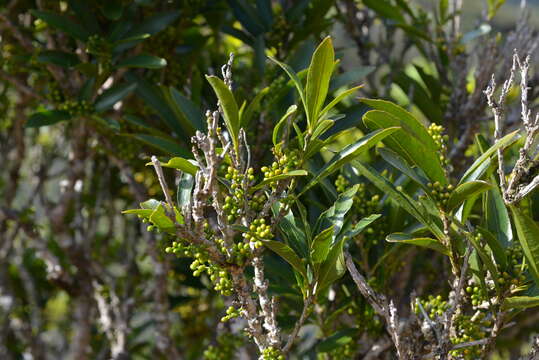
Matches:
[[446, 181, 493, 211], [386, 233, 448, 255], [94, 82, 137, 113], [262, 240, 307, 278], [511, 206, 539, 287], [205, 75, 240, 153], [306, 36, 334, 128], [26, 110, 71, 128]]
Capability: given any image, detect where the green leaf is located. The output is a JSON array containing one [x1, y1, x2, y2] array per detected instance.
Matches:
[[123, 11, 180, 38], [446, 181, 493, 211], [101, 1, 123, 20], [378, 147, 429, 190], [131, 134, 190, 157], [306, 36, 335, 129], [177, 172, 194, 208], [386, 233, 448, 255], [317, 237, 347, 292], [344, 214, 382, 238], [116, 55, 167, 69], [241, 87, 269, 127], [317, 328, 356, 353], [126, 73, 185, 137], [511, 206, 539, 287], [94, 82, 137, 113], [319, 85, 363, 119], [311, 226, 334, 265], [503, 296, 539, 310], [146, 157, 197, 175], [273, 105, 298, 146], [26, 110, 71, 128], [253, 170, 308, 190], [363, 110, 447, 184], [268, 56, 307, 121], [316, 185, 359, 238], [478, 226, 507, 269], [302, 127, 399, 194], [485, 184, 513, 247], [468, 233, 500, 287], [205, 75, 240, 154], [353, 160, 445, 239], [169, 88, 205, 132], [36, 50, 80, 68], [363, 0, 405, 22], [360, 98, 438, 152], [459, 130, 520, 184], [262, 240, 307, 279], [31, 10, 90, 41]]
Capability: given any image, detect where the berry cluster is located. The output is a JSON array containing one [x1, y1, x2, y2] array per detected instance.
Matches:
[[450, 313, 491, 359], [328, 342, 355, 359], [428, 123, 449, 168], [506, 245, 527, 284], [261, 149, 300, 187], [220, 305, 241, 322], [426, 181, 453, 209], [165, 240, 233, 296], [415, 295, 448, 319], [261, 346, 284, 360], [203, 334, 242, 360], [47, 82, 64, 104], [249, 193, 266, 212], [465, 285, 486, 307], [58, 99, 93, 117], [223, 166, 254, 223], [335, 174, 349, 193], [242, 219, 272, 247]]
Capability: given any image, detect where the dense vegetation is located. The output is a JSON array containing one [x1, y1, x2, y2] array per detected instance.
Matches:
[[1, 1, 538, 359]]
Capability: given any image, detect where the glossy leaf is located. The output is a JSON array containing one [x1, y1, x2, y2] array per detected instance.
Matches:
[[177, 172, 194, 208], [206, 75, 240, 153], [511, 206, 539, 286], [378, 147, 429, 189], [306, 36, 334, 128], [386, 233, 448, 255], [94, 82, 137, 112], [36, 50, 80, 68], [146, 157, 198, 175], [360, 98, 437, 152], [503, 296, 539, 310], [241, 87, 269, 127], [26, 110, 71, 128], [262, 240, 307, 279], [273, 105, 298, 146], [253, 170, 308, 190], [317, 237, 347, 292], [363, 110, 447, 184], [446, 181, 493, 211], [316, 185, 359, 238], [268, 56, 307, 120], [317, 328, 356, 353], [311, 226, 334, 265], [459, 130, 520, 184], [319, 85, 363, 119], [169, 88, 205, 132], [344, 214, 382, 238], [131, 134, 190, 157], [353, 160, 445, 239], [302, 127, 399, 194], [31, 10, 90, 41]]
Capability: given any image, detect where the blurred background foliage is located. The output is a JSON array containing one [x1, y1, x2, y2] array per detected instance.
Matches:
[[0, 0, 537, 359]]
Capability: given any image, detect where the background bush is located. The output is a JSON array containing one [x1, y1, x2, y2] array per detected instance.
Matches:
[[0, 1, 538, 359]]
